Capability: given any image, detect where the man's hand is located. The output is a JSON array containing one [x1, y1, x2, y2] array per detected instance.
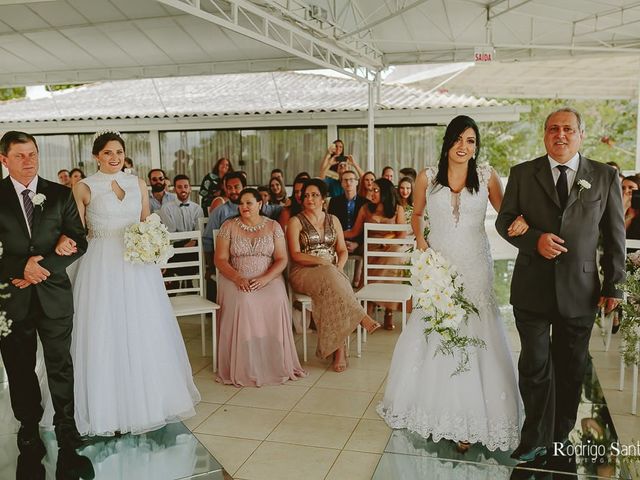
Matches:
[[11, 278, 34, 289], [23, 255, 50, 284], [598, 296, 621, 314], [536, 233, 568, 259], [55, 234, 78, 256], [345, 240, 359, 253]]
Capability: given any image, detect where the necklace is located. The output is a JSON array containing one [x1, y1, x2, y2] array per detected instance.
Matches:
[[237, 217, 266, 232]]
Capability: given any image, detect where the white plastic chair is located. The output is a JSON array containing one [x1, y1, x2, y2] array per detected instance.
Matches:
[[162, 230, 220, 371], [355, 223, 415, 351], [618, 238, 640, 414]]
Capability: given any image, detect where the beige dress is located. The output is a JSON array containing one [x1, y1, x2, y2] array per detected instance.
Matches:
[[289, 213, 365, 359]]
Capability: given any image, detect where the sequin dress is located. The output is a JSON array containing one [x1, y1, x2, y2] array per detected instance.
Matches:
[[216, 217, 306, 386], [289, 213, 366, 358]]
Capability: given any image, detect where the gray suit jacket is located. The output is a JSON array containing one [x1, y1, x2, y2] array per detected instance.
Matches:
[[496, 155, 625, 318]]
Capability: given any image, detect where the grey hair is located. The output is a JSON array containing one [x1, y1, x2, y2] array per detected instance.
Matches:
[[544, 107, 585, 134]]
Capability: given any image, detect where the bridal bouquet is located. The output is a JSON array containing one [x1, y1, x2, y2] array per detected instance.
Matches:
[[410, 248, 484, 376], [124, 213, 174, 265], [617, 251, 640, 366], [0, 242, 13, 337]]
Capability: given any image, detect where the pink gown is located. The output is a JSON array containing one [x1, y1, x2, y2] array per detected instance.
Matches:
[[216, 217, 306, 387]]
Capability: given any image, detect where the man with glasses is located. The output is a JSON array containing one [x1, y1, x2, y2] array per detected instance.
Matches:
[[148, 168, 176, 213], [328, 170, 366, 253], [496, 107, 625, 464]]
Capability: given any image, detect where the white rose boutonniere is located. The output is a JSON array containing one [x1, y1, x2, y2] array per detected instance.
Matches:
[[32, 193, 46, 209], [577, 179, 591, 198]]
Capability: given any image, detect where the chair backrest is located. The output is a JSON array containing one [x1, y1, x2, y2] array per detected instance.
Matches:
[[626, 239, 640, 252], [212, 229, 220, 285], [161, 230, 205, 297], [362, 222, 415, 285]]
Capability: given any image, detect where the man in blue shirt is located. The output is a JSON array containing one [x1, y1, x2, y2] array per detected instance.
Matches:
[[148, 168, 176, 213], [203, 172, 283, 253]]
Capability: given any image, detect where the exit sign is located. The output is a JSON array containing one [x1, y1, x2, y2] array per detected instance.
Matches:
[[474, 47, 495, 62]]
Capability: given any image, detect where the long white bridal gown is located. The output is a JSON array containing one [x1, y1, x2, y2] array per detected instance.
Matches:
[[377, 165, 522, 452], [43, 170, 200, 436]]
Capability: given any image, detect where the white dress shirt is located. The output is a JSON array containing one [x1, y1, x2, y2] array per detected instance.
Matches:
[[158, 199, 203, 233], [548, 153, 580, 192], [10, 175, 39, 236]]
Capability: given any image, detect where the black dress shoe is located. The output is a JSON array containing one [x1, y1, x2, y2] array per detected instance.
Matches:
[[57, 449, 95, 480], [510, 445, 548, 463], [17, 425, 46, 458], [57, 431, 86, 451], [612, 321, 620, 334], [16, 452, 45, 480]]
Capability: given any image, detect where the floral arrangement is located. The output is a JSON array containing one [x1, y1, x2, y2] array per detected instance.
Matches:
[[124, 213, 174, 265], [0, 242, 13, 337], [409, 248, 484, 376], [617, 251, 640, 366]]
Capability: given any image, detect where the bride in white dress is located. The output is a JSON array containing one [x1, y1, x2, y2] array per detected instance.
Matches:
[[377, 115, 525, 452], [48, 130, 200, 436]]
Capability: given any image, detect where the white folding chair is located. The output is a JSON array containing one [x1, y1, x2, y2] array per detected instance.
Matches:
[[162, 230, 220, 371], [355, 223, 414, 354], [618, 238, 640, 414]]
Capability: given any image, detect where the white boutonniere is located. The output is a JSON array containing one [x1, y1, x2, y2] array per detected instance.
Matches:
[[577, 179, 591, 198], [32, 193, 46, 209]]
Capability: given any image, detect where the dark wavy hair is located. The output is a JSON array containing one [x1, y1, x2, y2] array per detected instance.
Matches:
[[92, 132, 125, 156], [213, 157, 233, 176], [435, 115, 480, 193], [398, 176, 414, 207], [289, 178, 308, 216], [368, 178, 398, 218], [301, 178, 328, 201]]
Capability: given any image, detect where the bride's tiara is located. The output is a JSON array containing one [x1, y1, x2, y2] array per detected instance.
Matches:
[[92, 129, 122, 142]]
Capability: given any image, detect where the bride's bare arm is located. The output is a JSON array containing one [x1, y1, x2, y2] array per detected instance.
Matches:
[[412, 170, 429, 251], [488, 168, 529, 237], [72, 182, 90, 228], [138, 178, 151, 220]]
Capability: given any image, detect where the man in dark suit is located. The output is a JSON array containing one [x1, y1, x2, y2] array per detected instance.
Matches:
[[328, 170, 367, 253], [496, 108, 625, 462], [0, 131, 87, 456]]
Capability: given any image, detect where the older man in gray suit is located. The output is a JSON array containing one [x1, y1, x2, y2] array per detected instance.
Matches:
[[496, 107, 625, 463]]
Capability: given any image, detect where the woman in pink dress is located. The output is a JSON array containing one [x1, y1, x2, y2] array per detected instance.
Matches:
[[214, 188, 306, 386]]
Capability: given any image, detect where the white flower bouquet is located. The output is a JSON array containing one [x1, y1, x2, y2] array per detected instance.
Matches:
[[410, 248, 485, 376], [124, 213, 174, 265], [0, 242, 13, 337]]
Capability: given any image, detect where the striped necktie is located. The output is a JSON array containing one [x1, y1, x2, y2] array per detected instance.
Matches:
[[21, 189, 34, 229]]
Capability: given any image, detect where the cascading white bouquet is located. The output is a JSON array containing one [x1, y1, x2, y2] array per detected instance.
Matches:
[[124, 213, 174, 265], [0, 242, 13, 337], [410, 248, 485, 376]]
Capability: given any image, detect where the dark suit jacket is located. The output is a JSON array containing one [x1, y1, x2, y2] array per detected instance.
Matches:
[[496, 155, 625, 318], [328, 194, 367, 241], [0, 176, 87, 322]]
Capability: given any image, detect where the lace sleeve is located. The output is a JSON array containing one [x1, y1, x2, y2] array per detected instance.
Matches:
[[477, 163, 493, 186], [218, 219, 232, 240], [272, 219, 284, 239]]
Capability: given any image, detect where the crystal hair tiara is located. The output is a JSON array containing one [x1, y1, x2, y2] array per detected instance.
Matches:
[[92, 129, 122, 142]]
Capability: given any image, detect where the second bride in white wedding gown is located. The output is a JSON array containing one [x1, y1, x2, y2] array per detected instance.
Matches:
[[42, 131, 200, 436], [377, 116, 524, 452]]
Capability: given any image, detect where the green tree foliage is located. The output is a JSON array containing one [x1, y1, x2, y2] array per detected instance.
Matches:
[[483, 98, 638, 175], [0, 87, 26, 101]]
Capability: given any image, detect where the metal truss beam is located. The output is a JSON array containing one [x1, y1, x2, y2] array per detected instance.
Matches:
[[573, 2, 640, 38], [156, 0, 382, 81], [337, 0, 431, 40], [488, 0, 533, 20]]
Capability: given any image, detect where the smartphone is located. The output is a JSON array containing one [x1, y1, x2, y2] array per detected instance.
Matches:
[[329, 155, 348, 172], [632, 190, 640, 210]]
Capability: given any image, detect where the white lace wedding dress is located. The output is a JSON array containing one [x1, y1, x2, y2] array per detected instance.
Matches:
[[42, 171, 200, 436], [377, 165, 522, 451]]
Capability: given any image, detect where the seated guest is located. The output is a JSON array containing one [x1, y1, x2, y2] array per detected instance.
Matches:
[[287, 179, 381, 373], [69, 167, 86, 187], [200, 157, 233, 215], [215, 188, 306, 387], [203, 172, 283, 254], [294, 171, 311, 182], [159, 174, 204, 233], [399, 167, 417, 181], [208, 182, 228, 213], [623, 175, 640, 239], [257, 185, 271, 205], [271, 168, 284, 182], [381, 166, 395, 184], [397, 176, 414, 223], [148, 168, 176, 213], [328, 170, 366, 253], [57, 169, 71, 187], [344, 178, 406, 330], [278, 177, 306, 229], [269, 176, 288, 206], [358, 171, 376, 201], [122, 157, 135, 175]]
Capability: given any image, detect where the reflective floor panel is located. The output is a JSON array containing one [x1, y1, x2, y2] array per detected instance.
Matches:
[[0, 364, 225, 480], [373, 358, 634, 480]]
